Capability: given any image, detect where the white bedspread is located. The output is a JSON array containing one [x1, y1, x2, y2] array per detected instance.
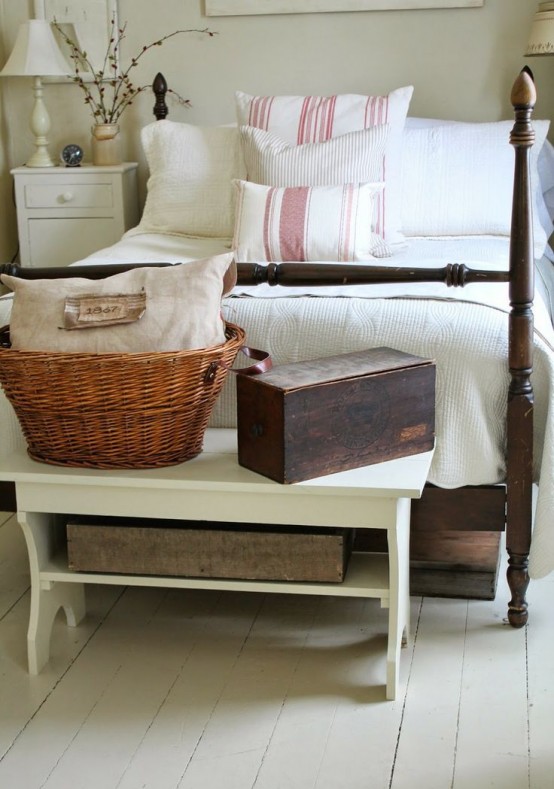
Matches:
[[1, 231, 554, 579]]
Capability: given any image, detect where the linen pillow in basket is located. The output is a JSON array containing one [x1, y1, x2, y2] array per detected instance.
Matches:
[[1, 253, 236, 354]]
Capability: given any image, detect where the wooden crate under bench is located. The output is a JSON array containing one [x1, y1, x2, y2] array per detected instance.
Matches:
[[66, 517, 354, 583]]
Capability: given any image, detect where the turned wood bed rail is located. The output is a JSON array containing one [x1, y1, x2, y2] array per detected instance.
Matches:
[[0, 69, 537, 627], [0, 260, 511, 286]]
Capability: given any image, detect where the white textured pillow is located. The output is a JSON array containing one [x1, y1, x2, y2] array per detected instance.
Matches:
[[233, 180, 390, 262], [138, 120, 246, 238], [236, 87, 414, 245], [400, 119, 551, 255]]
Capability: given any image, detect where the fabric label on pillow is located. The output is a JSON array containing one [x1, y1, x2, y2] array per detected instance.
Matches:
[[63, 292, 147, 330], [233, 180, 390, 262]]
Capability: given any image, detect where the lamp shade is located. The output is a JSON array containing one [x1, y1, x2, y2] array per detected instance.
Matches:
[[0, 19, 70, 77], [526, 2, 554, 56]]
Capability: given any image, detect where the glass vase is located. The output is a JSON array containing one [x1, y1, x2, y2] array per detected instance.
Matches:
[[91, 123, 121, 166]]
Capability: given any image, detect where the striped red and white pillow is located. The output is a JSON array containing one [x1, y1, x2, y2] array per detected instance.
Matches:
[[235, 87, 414, 245], [233, 180, 390, 263]]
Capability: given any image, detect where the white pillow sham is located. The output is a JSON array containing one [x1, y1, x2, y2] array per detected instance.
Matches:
[[137, 120, 246, 239], [235, 87, 414, 246], [400, 119, 551, 255], [232, 180, 390, 263]]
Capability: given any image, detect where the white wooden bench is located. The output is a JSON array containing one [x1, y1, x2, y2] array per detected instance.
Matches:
[[0, 429, 433, 700]]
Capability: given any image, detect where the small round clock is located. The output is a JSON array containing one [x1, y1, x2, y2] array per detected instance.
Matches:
[[60, 143, 84, 167]]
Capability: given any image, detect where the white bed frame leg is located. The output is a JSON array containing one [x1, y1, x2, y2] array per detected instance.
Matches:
[[385, 498, 411, 701], [19, 511, 86, 674]]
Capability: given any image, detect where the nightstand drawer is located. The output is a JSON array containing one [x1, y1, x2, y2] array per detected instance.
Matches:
[[24, 183, 113, 210]]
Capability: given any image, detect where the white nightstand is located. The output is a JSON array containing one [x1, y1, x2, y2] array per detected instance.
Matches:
[[11, 163, 140, 268]]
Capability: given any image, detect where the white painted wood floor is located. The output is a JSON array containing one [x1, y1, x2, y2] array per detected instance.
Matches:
[[1, 508, 553, 789]]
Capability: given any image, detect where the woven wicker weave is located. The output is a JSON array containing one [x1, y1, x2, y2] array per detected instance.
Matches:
[[0, 323, 245, 469]]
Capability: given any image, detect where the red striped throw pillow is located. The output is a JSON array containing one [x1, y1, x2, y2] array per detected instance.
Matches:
[[233, 180, 390, 263]]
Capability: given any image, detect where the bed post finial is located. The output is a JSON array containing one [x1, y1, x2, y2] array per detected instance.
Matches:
[[510, 66, 536, 109], [506, 67, 536, 628], [153, 72, 168, 120]]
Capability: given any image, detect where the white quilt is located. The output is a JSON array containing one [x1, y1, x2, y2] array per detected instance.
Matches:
[[1, 231, 554, 579]]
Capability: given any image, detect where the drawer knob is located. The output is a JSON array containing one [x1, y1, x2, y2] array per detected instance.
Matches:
[[61, 192, 74, 203]]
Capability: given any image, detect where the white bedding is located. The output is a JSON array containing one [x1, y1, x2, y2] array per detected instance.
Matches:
[[1, 231, 554, 579]]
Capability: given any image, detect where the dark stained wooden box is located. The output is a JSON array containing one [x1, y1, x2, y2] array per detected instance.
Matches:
[[237, 347, 436, 484], [66, 518, 353, 583]]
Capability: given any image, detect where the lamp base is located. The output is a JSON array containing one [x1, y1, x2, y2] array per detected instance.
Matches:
[[25, 148, 56, 167], [26, 77, 56, 167]]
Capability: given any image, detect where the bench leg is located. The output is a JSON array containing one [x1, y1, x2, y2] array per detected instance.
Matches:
[[27, 581, 86, 674], [19, 511, 86, 674], [385, 498, 411, 701]]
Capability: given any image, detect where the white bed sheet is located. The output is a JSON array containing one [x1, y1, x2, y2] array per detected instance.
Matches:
[[1, 231, 554, 580]]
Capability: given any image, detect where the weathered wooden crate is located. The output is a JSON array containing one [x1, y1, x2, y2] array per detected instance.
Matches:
[[237, 346, 436, 483], [66, 518, 353, 583]]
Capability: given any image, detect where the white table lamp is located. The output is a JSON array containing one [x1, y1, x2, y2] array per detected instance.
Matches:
[[526, 2, 554, 56], [0, 19, 70, 167]]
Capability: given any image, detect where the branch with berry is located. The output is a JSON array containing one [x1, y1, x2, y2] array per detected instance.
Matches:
[[53, 16, 216, 124]]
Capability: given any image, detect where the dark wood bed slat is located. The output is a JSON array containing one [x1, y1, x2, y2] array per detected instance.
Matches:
[[237, 261, 510, 287], [0, 261, 510, 287]]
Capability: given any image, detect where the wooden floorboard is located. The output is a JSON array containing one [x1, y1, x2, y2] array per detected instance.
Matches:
[[0, 514, 553, 789], [526, 571, 554, 789]]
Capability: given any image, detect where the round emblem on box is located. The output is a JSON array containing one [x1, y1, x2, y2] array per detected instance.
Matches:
[[331, 379, 390, 450], [60, 143, 84, 167]]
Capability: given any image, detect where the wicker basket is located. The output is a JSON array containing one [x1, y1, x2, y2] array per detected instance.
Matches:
[[0, 323, 245, 469]]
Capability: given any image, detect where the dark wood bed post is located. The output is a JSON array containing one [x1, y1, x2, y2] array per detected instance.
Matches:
[[152, 72, 169, 120], [506, 67, 536, 628], [153, 73, 169, 120]]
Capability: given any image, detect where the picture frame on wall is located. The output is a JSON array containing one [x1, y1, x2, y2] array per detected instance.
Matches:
[[33, 0, 119, 82], [205, 0, 484, 15]]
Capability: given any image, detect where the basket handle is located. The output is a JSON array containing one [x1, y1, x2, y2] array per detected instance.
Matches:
[[205, 346, 272, 383]]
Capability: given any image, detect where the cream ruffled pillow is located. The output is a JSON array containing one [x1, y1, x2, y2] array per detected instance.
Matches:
[[1, 253, 236, 354]]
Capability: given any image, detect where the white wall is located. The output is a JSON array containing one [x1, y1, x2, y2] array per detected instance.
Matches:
[[0, 0, 551, 247]]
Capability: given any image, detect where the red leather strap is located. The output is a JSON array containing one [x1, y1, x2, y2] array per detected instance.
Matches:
[[208, 346, 272, 382], [234, 345, 273, 375]]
